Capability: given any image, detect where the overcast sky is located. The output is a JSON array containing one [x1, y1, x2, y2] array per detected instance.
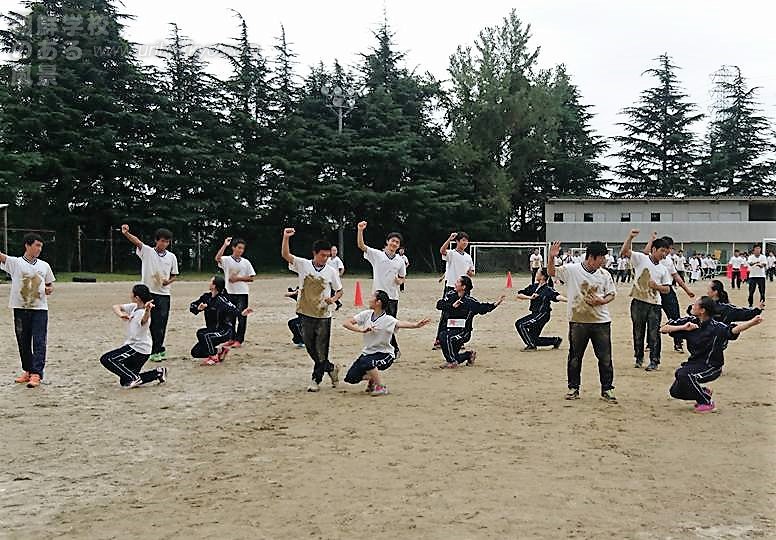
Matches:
[[5, 0, 776, 172]]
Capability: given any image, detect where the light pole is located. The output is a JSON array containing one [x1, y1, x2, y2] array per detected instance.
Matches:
[[321, 84, 356, 260]]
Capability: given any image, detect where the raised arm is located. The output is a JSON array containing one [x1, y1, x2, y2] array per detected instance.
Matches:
[[281, 228, 296, 264], [0, 250, 7, 264], [215, 237, 231, 264], [547, 241, 561, 277], [141, 300, 154, 325], [356, 221, 368, 252], [440, 232, 457, 257], [620, 229, 639, 258], [120, 224, 144, 249], [642, 231, 657, 255]]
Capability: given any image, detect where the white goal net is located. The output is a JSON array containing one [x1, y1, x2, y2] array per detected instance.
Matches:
[[468, 242, 548, 274]]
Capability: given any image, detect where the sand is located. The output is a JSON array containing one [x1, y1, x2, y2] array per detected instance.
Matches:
[[0, 275, 774, 539]]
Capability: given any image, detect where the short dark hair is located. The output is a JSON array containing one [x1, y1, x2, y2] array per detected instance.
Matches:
[[585, 241, 608, 259], [455, 232, 469, 241], [312, 239, 331, 254], [23, 233, 43, 246], [661, 236, 674, 246], [132, 284, 153, 303], [698, 296, 717, 317], [386, 232, 403, 245], [652, 238, 670, 250], [155, 228, 172, 241], [753, 244, 762, 251], [459, 275, 473, 292], [212, 275, 226, 293], [232, 238, 246, 248], [374, 289, 390, 310]]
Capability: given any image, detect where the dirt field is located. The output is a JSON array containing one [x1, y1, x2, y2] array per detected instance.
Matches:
[[0, 275, 774, 539]]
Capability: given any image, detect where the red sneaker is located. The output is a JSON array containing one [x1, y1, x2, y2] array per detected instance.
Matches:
[[27, 374, 41, 388], [230, 341, 242, 349], [200, 356, 219, 366], [15, 371, 30, 384], [217, 347, 230, 363]]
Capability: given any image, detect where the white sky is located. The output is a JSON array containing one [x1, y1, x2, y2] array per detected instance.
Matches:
[[5, 0, 776, 175]]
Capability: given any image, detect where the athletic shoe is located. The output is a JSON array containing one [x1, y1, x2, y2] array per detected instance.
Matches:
[[633, 359, 643, 368], [295, 342, 305, 348], [431, 339, 440, 351], [26, 374, 41, 388], [365, 381, 375, 393], [370, 384, 389, 396], [565, 388, 580, 400], [553, 338, 563, 349], [200, 356, 219, 366], [645, 362, 659, 372], [466, 351, 477, 366], [328, 364, 340, 388], [159, 350, 168, 361], [149, 353, 161, 362], [439, 362, 459, 369], [694, 401, 716, 413], [230, 341, 242, 349], [127, 377, 144, 389], [217, 347, 230, 363], [521, 346, 537, 352], [394, 349, 402, 360], [157, 367, 168, 384], [307, 381, 320, 392], [14, 371, 30, 384], [674, 345, 684, 353], [600, 389, 618, 403]]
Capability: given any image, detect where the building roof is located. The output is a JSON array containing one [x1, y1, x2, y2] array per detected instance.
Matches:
[[548, 196, 774, 203]]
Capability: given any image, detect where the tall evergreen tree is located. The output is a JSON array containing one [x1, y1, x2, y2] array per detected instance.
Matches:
[[613, 53, 702, 197]]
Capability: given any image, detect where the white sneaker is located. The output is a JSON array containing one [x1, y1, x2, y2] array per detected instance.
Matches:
[[127, 377, 143, 388], [307, 381, 320, 392], [328, 364, 340, 388]]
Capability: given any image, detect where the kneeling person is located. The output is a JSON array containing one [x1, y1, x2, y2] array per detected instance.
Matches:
[[514, 268, 567, 351], [343, 290, 429, 396]]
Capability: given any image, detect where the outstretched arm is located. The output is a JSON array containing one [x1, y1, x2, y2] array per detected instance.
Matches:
[[281, 228, 296, 264], [395, 318, 431, 329], [120, 224, 144, 249], [547, 241, 560, 277], [731, 315, 764, 335]]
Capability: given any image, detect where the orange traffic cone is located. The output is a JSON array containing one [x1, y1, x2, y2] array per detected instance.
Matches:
[[506, 271, 513, 288], [354, 280, 364, 306]]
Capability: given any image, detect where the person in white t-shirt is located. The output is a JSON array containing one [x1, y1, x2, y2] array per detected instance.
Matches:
[[674, 249, 687, 282], [435, 231, 476, 350], [282, 228, 343, 392], [100, 284, 168, 388], [747, 245, 767, 308], [689, 254, 701, 283], [547, 240, 618, 403], [357, 221, 407, 357], [529, 248, 544, 284], [728, 250, 746, 290], [342, 290, 430, 396], [398, 247, 409, 292], [326, 245, 345, 310], [767, 250, 776, 283], [121, 225, 179, 362], [0, 233, 55, 388], [621, 230, 672, 371], [215, 237, 256, 346]]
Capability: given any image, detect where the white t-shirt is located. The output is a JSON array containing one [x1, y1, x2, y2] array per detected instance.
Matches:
[[729, 256, 745, 270], [137, 245, 179, 295], [661, 255, 677, 277], [354, 309, 398, 356], [748, 254, 767, 278], [617, 257, 628, 271], [218, 255, 256, 295], [604, 254, 615, 269], [689, 258, 700, 271], [327, 256, 345, 274], [674, 255, 686, 272], [0, 256, 56, 310], [121, 303, 152, 355], [554, 256, 564, 267], [572, 255, 583, 264], [529, 253, 543, 269], [289, 257, 342, 318], [443, 249, 475, 288], [629, 252, 671, 305], [767, 255, 776, 269], [401, 254, 409, 270], [554, 263, 616, 324], [364, 247, 406, 300]]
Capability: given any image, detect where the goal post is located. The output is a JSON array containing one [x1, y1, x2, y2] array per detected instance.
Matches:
[[468, 242, 548, 275]]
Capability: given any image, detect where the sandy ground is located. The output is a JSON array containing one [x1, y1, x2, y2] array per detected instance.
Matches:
[[0, 275, 774, 539]]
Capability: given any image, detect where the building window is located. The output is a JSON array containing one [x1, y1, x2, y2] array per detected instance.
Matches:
[[553, 212, 563, 222], [689, 212, 711, 222], [583, 213, 593, 222], [621, 212, 631, 222], [651, 212, 661, 222]]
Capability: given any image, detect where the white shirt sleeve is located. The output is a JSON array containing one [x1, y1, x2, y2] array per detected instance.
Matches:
[[364, 246, 380, 265], [247, 261, 256, 277], [331, 269, 343, 292], [354, 310, 370, 327], [170, 254, 179, 276], [45, 263, 55, 284]]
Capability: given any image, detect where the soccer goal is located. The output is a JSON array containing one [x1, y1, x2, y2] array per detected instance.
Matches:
[[467, 242, 548, 274], [763, 238, 776, 253]]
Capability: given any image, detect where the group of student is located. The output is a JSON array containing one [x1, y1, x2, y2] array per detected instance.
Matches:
[[0, 224, 767, 414]]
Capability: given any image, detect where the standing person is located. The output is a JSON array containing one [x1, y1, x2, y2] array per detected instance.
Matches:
[[747, 244, 767, 308], [689, 254, 701, 284], [342, 290, 430, 396], [728, 250, 745, 290], [616, 255, 629, 284], [514, 268, 567, 351], [326, 245, 345, 310], [189, 276, 253, 366], [357, 221, 407, 357], [644, 235, 696, 353], [604, 251, 616, 279], [434, 231, 475, 350], [101, 284, 167, 387], [662, 297, 763, 413], [529, 248, 543, 284], [0, 233, 55, 388], [398, 248, 409, 292], [215, 237, 256, 348], [437, 276, 505, 368], [547, 241, 618, 403], [674, 249, 687, 283], [766, 250, 775, 282], [282, 228, 343, 392], [621, 230, 672, 371], [121, 224, 179, 362]]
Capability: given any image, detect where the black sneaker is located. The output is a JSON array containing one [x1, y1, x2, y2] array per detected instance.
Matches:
[[565, 388, 580, 400], [553, 338, 562, 349], [600, 389, 618, 404], [645, 362, 659, 371], [157, 367, 168, 384], [633, 359, 643, 368]]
